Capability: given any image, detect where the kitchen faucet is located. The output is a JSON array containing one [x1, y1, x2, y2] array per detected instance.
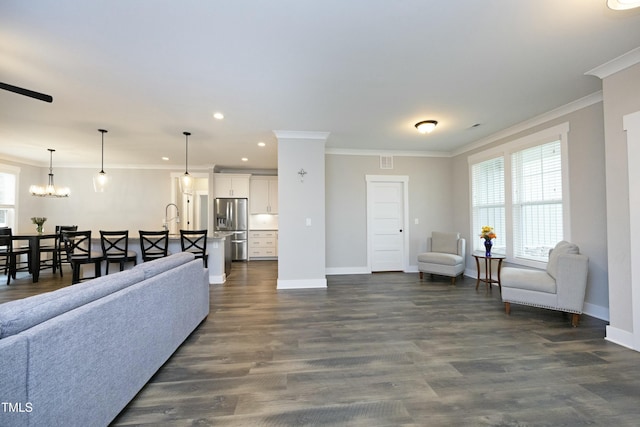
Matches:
[[163, 203, 180, 231]]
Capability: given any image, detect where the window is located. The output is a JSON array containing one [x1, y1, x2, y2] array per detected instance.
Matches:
[[471, 157, 506, 254], [512, 140, 563, 262], [0, 165, 19, 229], [469, 123, 569, 266]]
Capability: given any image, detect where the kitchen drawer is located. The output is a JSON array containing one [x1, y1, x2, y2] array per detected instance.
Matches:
[[249, 237, 277, 248], [249, 230, 277, 238], [249, 247, 278, 257]]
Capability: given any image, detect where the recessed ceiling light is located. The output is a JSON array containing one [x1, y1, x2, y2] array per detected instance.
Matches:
[[258, 141, 266, 147], [607, 0, 640, 9], [241, 157, 248, 162], [162, 157, 169, 161], [213, 112, 224, 120]]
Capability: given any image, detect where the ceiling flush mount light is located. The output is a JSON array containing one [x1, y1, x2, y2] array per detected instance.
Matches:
[[213, 112, 224, 120], [607, 0, 640, 9], [180, 131, 193, 195], [93, 129, 109, 192], [30, 148, 70, 197], [415, 120, 438, 134]]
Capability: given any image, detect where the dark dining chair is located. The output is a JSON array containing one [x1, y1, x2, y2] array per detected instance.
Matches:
[[0, 227, 32, 285], [55, 225, 78, 277], [100, 230, 137, 274], [139, 230, 169, 262], [180, 229, 208, 267], [61, 230, 104, 284]]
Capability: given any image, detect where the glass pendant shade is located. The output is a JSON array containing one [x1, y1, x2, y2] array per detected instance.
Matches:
[[93, 170, 109, 192], [30, 149, 70, 197], [180, 172, 193, 195], [180, 131, 194, 195], [93, 129, 109, 192]]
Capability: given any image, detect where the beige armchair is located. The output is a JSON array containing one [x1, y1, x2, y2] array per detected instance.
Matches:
[[417, 231, 466, 285], [501, 241, 589, 327]]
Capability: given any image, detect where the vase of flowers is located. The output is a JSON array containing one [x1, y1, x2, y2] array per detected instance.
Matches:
[[31, 217, 47, 234], [480, 225, 496, 257]]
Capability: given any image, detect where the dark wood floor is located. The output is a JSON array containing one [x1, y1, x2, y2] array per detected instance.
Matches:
[[3, 263, 640, 426]]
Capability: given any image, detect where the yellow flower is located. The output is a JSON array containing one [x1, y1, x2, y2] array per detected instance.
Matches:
[[480, 226, 496, 240]]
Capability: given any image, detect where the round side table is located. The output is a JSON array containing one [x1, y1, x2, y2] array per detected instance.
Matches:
[[472, 250, 506, 292]]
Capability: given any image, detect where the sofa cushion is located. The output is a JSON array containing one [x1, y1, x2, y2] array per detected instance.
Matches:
[[418, 252, 463, 266], [546, 241, 579, 280], [132, 252, 195, 280], [431, 232, 460, 255], [501, 267, 557, 294], [0, 268, 145, 339]]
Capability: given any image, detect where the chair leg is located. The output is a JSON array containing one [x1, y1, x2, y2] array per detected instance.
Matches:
[[505, 302, 511, 315], [571, 313, 580, 327], [95, 261, 102, 278], [72, 265, 80, 284]]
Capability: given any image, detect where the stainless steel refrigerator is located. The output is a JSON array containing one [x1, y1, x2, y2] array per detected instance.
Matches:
[[214, 198, 248, 261]]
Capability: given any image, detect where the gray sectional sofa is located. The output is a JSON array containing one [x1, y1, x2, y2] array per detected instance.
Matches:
[[0, 252, 209, 427]]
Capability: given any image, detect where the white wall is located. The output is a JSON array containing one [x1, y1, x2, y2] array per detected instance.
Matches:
[[11, 164, 182, 235]]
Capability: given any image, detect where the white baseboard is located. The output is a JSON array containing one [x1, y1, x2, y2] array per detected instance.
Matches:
[[605, 325, 636, 350], [277, 278, 327, 289], [325, 266, 370, 275], [208, 273, 226, 285], [583, 302, 609, 321]]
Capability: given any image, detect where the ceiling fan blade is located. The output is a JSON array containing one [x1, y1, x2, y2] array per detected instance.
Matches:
[[0, 82, 53, 103]]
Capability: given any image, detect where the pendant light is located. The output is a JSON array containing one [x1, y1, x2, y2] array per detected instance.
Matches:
[[180, 131, 193, 195], [93, 129, 109, 192], [30, 149, 70, 197]]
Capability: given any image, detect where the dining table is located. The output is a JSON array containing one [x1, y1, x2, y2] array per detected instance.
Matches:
[[12, 232, 58, 283]]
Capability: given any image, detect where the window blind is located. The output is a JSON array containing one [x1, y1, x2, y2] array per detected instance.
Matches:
[[471, 157, 505, 254], [511, 140, 563, 261]]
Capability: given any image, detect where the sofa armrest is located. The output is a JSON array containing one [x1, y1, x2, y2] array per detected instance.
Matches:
[[457, 238, 466, 259], [555, 253, 589, 313]]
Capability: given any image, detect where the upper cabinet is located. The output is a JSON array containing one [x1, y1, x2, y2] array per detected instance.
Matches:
[[214, 173, 251, 198], [250, 176, 278, 214]]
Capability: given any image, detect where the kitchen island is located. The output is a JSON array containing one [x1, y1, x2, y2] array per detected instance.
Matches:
[[89, 232, 232, 284]]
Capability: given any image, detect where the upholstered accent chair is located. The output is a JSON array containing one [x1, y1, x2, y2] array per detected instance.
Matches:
[[417, 231, 466, 285], [501, 241, 589, 327]]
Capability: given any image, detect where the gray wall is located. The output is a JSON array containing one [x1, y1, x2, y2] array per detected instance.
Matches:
[[277, 134, 327, 287], [325, 153, 454, 273], [451, 102, 609, 319], [603, 62, 640, 332]]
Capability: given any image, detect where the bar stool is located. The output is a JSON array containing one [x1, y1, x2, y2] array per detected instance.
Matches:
[[100, 230, 137, 274], [139, 230, 169, 262], [61, 230, 104, 284], [180, 229, 208, 267], [0, 227, 32, 285]]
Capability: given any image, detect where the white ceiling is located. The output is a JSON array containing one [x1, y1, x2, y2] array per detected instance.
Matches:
[[1, 1, 640, 171]]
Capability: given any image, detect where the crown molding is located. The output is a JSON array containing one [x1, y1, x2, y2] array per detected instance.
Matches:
[[451, 91, 603, 157], [325, 148, 450, 158], [273, 130, 330, 141], [585, 47, 640, 79]]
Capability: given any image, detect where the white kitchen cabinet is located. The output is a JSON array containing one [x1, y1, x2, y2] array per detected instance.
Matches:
[[250, 176, 278, 214], [248, 230, 278, 259], [214, 173, 251, 198]]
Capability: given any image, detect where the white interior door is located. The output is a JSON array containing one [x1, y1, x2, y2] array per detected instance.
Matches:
[[367, 178, 407, 272]]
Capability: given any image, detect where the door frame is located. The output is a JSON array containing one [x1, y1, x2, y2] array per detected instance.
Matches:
[[365, 175, 410, 273]]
